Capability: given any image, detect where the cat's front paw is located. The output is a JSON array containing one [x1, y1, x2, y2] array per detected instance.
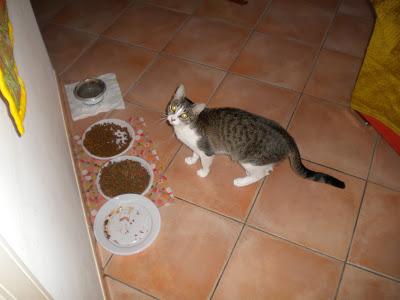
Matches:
[[185, 156, 198, 165], [196, 168, 210, 178], [233, 177, 250, 187]]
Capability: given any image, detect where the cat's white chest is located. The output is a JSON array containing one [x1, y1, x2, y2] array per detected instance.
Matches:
[[174, 125, 200, 151]]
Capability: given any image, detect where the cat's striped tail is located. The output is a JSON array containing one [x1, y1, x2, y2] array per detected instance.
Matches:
[[288, 146, 345, 189]]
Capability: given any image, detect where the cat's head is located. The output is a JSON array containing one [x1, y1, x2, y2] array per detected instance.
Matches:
[[166, 84, 206, 126]]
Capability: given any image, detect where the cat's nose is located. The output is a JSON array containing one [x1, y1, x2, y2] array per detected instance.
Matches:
[[170, 118, 176, 122]]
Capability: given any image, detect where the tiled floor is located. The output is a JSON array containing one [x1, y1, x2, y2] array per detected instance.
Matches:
[[32, 0, 400, 299]]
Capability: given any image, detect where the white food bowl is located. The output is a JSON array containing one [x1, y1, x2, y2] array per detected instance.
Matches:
[[94, 194, 161, 255], [82, 118, 135, 160], [96, 155, 154, 199]]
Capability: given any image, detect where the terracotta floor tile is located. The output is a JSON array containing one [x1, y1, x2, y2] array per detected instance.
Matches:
[[165, 17, 249, 69], [61, 39, 155, 94], [165, 147, 260, 220], [196, 0, 269, 28], [249, 160, 364, 259], [51, 0, 130, 34], [369, 138, 400, 191], [105, 277, 154, 300], [349, 183, 400, 279], [288, 95, 376, 178], [70, 102, 180, 167], [96, 242, 112, 268], [209, 74, 299, 127], [257, 0, 333, 45], [304, 49, 362, 104], [103, 3, 187, 51], [324, 14, 374, 58], [214, 226, 343, 300], [105, 200, 241, 299], [31, 0, 69, 23], [231, 32, 318, 91], [126, 55, 225, 111], [337, 265, 400, 300], [41, 24, 96, 74], [305, 0, 339, 11], [338, 0, 375, 20], [145, 0, 201, 14]]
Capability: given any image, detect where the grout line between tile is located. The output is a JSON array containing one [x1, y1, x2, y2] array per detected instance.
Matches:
[[209, 224, 246, 300], [333, 131, 380, 300], [99, 34, 161, 53], [160, 13, 193, 52], [284, 93, 302, 131], [145, 1, 201, 15], [210, 174, 269, 299], [285, 1, 341, 131], [105, 275, 159, 300], [99, 0, 138, 35], [122, 52, 160, 98], [346, 263, 400, 283], [34, 1, 70, 24], [192, 14, 254, 30], [247, 224, 344, 263], [228, 70, 301, 93], [226, 0, 274, 73], [160, 52, 228, 72], [98, 0, 137, 35], [301, 158, 368, 181], [58, 36, 99, 77], [160, 144, 182, 175], [302, 91, 354, 109], [174, 196, 244, 225], [45, 20, 101, 36], [244, 178, 266, 223], [204, 71, 229, 106], [367, 180, 400, 193], [254, 29, 325, 48], [123, 12, 193, 101], [103, 253, 113, 269]]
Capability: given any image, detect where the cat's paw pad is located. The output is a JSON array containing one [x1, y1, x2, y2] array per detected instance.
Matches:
[[197, 168, 209, 177], [233, 177, 250, 187], [185, 156, 197, 165]]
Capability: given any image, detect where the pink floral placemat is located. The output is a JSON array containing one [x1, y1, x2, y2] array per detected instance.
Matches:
[[72, 116, 174, 224]]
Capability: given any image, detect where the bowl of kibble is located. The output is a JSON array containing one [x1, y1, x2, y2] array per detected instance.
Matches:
[[96, 156, 154, 199], [82, 119, 134, 160]]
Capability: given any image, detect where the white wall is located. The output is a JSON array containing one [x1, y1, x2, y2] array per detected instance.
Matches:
[[0, 1, 103, 299]]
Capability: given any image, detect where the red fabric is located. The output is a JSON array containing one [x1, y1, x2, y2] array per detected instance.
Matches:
[[363, 114, 400, 155]]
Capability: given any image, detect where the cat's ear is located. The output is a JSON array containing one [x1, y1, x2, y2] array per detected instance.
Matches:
[[192, 103, 206, 115], [174, 84, 185, 100]]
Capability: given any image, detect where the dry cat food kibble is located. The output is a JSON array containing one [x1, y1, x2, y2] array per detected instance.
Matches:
[[83, 123, 132, 157], [99, 160, 150, 197]]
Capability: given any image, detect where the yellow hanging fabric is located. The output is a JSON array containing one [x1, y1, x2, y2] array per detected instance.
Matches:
[[351, 0, 400, 134], [0, 0, 27, 135]]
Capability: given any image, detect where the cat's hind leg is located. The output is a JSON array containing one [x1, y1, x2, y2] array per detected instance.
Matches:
[[185, 151, 199, 165], [234, 163, 274, 187]]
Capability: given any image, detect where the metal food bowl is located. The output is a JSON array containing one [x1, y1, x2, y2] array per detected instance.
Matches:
[[74, 78, 106, 105]]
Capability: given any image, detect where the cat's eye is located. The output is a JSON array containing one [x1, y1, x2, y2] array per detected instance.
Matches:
[[170, 105, 177, 112], [180, 113, 189, 120]]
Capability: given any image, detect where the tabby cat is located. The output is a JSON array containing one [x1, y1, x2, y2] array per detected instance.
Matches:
[[166, 84, 345, 189]]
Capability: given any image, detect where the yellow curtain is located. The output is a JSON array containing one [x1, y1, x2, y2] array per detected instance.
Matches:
[[0, 0, 27, 135], [351, 0, 400, 134]]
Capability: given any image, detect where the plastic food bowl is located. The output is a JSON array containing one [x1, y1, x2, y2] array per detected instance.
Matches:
[[96, 156, 154, 199], [82, 118, 135, 160]]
